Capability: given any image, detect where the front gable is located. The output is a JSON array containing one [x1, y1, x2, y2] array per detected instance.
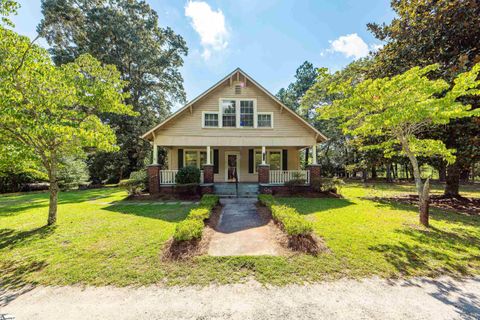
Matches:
[[142, 68, 327, 147]]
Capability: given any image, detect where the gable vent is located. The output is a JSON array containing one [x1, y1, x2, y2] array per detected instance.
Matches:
[[235, 84, 242, 94]]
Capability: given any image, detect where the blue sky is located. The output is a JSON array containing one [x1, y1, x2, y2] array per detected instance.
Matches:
[[13, 0, 395, 110]]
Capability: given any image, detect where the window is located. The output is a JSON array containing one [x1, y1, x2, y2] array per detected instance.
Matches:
[[254, 151, 262, 172], [203, 112, 218, 127], [185, 151, 198, 167], [184, 150, 213, 169], [257, 113, 272, 128], [269, 151, 281, 170], [221, 100, 236, 127], [240, 100, 254, 127]]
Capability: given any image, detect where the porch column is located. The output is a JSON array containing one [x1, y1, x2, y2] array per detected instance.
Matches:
[[312, 144, 317, 165], [206, 146, 211, 164], [152, 143, 158, 164], [261, 146, 266, 165], [147, 164, 161, 195]]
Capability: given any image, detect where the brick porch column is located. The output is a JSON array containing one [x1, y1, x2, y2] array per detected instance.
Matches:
[[202, 164, 214, 184], [147, 164, 161, 195], [306, 164, 321, 184], [258, 164, 270, 184]]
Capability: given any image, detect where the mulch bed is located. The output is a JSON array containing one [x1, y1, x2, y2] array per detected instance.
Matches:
[[372, 195, 480, 216], [162, 204, 223, 261], [256, 203, 329, 256]]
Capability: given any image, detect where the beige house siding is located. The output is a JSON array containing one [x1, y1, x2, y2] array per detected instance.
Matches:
[[167, 146, 300, 182], [153, 78, 317, 147]]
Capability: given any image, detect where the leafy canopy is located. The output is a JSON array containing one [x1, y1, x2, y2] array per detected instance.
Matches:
[[0, 26, 135, 175], [321, 64, 480, 163]]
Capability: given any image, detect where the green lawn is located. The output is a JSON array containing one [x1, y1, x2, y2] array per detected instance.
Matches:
[[1, 183, 479, 288]]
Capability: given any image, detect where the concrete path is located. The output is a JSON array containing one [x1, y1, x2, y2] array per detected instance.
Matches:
[[2, 276, 479, 319], [208, 198, 282, 256]]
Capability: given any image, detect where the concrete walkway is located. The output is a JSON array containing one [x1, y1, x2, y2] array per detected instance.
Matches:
[[208, 198, 283, 256], [2, 276, 479, 319]]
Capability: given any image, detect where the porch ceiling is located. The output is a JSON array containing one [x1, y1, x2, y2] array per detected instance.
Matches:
[[154, 135, 317, 147]]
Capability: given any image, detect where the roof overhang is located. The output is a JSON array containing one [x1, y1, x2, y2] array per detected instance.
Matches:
[[141, 68, 328, 143]]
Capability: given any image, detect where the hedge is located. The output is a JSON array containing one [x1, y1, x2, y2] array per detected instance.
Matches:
[[258, 195, 313, 236], [173, 194, 220, 242]]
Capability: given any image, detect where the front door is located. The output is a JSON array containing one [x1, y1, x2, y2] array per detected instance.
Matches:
[[225, 152, 240, 182]]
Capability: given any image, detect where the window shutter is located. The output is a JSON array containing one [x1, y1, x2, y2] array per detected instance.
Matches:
[[213, 149, 219, 174], [305, 148, 309, 166], [248, 149, 254, 173], [282, 149, 288, 170], [178, 149, 183, 169]]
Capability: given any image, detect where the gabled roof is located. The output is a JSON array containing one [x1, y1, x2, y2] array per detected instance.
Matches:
[[141, 68, 328, 142]]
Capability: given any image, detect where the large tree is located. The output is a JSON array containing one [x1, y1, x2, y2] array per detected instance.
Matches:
[[321, 64, 480, 227], [276, 61, 318, 113], [367, 0, 480, 196], [38, 0, 188, 182], [0, 27, 134, 225]]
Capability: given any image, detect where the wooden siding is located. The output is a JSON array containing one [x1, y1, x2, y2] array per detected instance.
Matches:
[[153, 76, 317, 147]]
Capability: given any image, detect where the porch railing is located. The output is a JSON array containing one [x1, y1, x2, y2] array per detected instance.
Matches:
[[159, 170, 204, 185], [269, 170, 310, 185]]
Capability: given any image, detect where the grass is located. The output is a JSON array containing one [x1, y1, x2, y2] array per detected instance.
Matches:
[[0, 182, 479, 287]]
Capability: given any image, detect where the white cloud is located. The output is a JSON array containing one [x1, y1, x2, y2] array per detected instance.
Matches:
[[185, 1, 229, 60], [329, 33, 370, 59]]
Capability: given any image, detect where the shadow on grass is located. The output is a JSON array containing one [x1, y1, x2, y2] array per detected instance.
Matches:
[[276, 197, 355, 215], [369, 224, 480, 277], [102, 203, 191, 223], [368, 197, 480, 227], [0, 225, 56, 250], [0, 187, 122, 217]]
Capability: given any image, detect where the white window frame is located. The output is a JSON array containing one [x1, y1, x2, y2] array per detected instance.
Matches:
[[257, 112, 274, 129], [202, 111, 219, 128], [218, 98, 262, 128], [183, 149, 213, 168], [253, 148, 282, 173]]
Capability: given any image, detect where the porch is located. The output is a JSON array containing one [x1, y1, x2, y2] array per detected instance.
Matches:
[[147, 144, 321, 195]]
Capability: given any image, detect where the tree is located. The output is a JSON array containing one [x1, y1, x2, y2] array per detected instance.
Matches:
[[276, 61, 318, 112], [368, 0, 480, 197], [0, 0, 18, 26], [0, 27, 134, 225], [302, 58, 374, 177], [319, 64, 480, 227], [38, 0, 188, 182]]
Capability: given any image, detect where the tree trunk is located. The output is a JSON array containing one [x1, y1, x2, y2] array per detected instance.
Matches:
[[444, 163, 460, 197], [47, 162, 58, 226], [371, 166, 377, 179], [362, 170, 368, 182], [386, 164, 392, 182], [438, 161, 446, 182], [399, 135, 429, 227]]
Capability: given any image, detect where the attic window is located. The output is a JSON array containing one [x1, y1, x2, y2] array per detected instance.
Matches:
[[235, 85, 242, 94]]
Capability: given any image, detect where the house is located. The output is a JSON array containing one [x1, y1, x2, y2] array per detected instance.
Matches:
[[141, 68, 327, 195]]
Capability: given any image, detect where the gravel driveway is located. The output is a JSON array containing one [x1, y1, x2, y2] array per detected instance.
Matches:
[[1, 276, 479, 320]]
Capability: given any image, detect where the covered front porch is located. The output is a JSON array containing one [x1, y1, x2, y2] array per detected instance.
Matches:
[[148, 143, 321, 195]]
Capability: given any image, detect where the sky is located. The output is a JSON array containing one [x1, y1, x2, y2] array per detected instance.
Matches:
[[13, 0, 395, 110]]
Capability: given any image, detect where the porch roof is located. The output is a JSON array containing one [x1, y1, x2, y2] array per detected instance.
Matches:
[[154, 135, 316, 147]]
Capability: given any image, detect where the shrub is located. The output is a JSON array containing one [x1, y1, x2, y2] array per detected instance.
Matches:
[[258, 194, 275, 208], [310, 177, 322, 193], [321, 177, 345, 193], [187, 207, 210, 221], [173, 219, 204, 241], [176, 166, 201, 184], [284, 178, 306, 193], [199, 194, 219, 210], [119, 170, 147, 195], [259, 196, 313, 236]]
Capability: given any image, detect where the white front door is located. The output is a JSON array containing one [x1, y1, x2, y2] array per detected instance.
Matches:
[[225, 151, 240, 182]]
